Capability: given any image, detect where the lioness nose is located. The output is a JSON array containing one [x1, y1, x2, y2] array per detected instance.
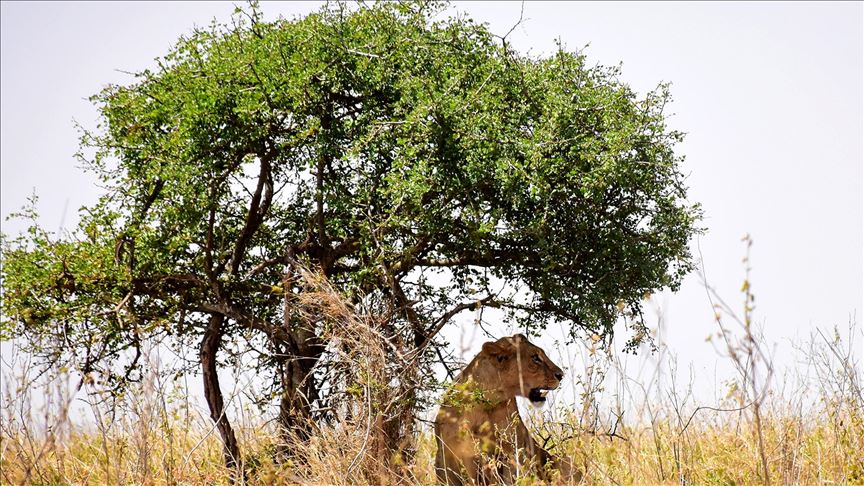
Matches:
[[555, 371, 564, 381]]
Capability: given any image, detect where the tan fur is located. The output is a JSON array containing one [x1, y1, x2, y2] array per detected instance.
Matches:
[[434, 334, 571, 485]]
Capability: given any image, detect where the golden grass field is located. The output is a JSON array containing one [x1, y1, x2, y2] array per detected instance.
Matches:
[[2, 326, 862, 485], [1, 396, 862, 485]]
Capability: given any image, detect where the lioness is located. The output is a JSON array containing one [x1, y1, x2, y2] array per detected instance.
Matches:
[[434, 334, 567, 485]]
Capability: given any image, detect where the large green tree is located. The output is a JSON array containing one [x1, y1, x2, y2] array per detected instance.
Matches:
[[1, 1, 700, 473]]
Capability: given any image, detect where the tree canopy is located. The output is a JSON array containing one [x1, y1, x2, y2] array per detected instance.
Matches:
[[1, 1, 701, 471]]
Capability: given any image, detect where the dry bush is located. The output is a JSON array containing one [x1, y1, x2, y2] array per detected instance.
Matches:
[[276, 264, 429, 485]]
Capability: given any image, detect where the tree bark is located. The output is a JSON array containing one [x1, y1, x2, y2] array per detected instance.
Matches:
[[275, 319, 323, 457], [201, 313, 242, 475]]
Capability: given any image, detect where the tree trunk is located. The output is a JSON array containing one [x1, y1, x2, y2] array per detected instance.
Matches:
[[275, 267, 324, 459], [201, 313, 242, 475], [275, 324, 322, 458], [378, 369, 419, 476]]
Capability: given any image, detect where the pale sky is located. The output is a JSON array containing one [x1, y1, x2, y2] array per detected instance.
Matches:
[[1, 2, 862, 410]]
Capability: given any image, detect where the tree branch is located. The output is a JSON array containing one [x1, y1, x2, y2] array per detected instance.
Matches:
[[417, 295, 498, 351], [196, 302, 289, 344], [380, 264, 426, 347], [230, 152, 274, 276]]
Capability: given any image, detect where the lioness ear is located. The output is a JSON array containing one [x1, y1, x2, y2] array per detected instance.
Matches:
[[482, 340, 513, 362]]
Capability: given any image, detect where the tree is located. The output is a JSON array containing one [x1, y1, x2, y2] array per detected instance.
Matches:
[[1, 1, 701, 474]]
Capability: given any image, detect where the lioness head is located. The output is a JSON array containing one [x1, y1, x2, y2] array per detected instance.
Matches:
[[479, 334, 564, 405]]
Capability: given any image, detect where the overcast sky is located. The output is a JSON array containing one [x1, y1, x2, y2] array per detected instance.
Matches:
[[1, 2, 862, 408]]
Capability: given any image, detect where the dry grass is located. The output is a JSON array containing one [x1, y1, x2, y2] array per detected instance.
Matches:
[[3, 326, 861, 486], [542, 403, 864, 485], [1, 371, 861, 486]]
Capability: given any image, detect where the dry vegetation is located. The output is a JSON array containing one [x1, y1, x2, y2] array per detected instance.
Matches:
[[2, 263, 862, 485]]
